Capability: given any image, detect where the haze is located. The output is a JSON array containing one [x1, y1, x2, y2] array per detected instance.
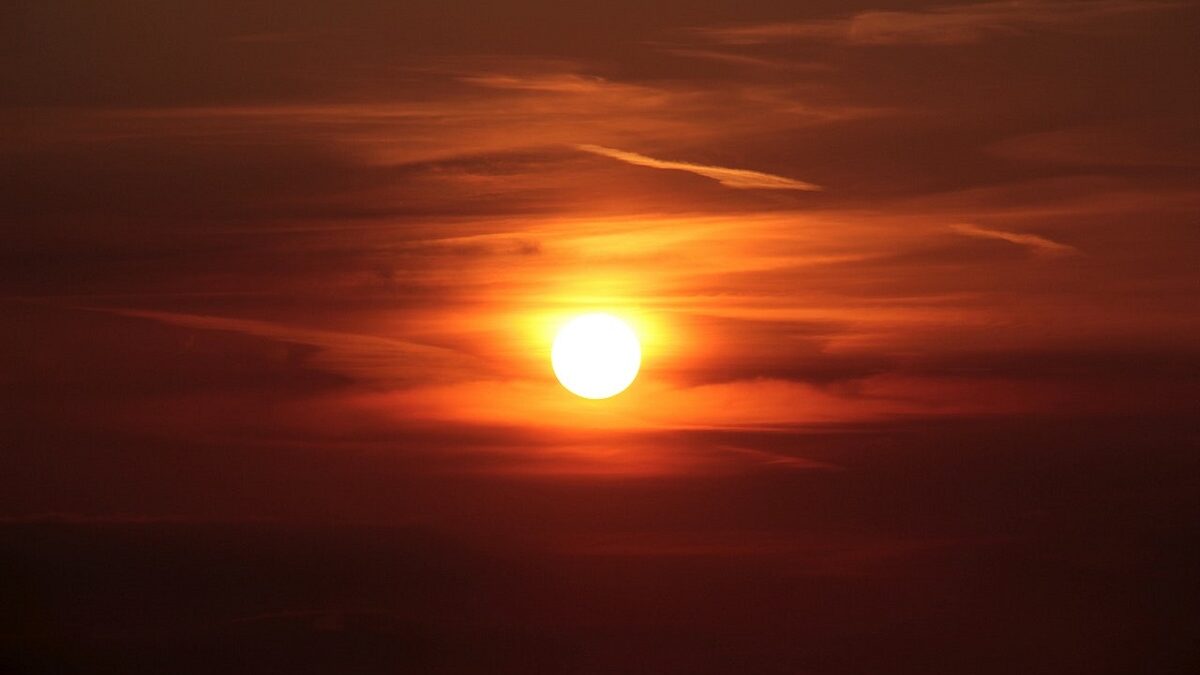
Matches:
[[3, 1, 1198, 673]]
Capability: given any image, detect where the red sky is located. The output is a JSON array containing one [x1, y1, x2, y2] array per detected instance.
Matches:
[[3, 2, 1199, 673]]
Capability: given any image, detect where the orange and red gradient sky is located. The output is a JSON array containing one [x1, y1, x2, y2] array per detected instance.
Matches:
[[3, 2, 1199, 673]]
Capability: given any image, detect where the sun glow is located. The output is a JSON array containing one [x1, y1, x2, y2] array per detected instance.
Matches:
[[551, 313, 641, 399]]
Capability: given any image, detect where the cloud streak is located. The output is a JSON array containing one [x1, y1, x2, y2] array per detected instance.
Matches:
[[576, 144, 822, 191], [694, 0, 1182, 46], [950, 223, 1079, 256], [98, 308, 481, 385]]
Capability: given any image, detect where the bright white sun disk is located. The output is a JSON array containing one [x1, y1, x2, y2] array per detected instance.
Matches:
[[551, 313, 641, 399]]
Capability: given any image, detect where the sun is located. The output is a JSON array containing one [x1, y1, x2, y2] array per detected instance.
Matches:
[[551, 313, 641, 399]]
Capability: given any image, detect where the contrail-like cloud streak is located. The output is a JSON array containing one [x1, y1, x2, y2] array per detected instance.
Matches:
[[577, 144, 822, 191], [950, 223, 1078, 256]]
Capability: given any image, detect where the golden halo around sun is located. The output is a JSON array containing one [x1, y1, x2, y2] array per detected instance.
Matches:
[[551, 313, 641, 399]]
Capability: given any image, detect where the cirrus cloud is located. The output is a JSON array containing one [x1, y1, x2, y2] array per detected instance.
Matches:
[[950, 223, 1079, 257], [576, 144, 822, 191], [693, 0, 1184, 46]]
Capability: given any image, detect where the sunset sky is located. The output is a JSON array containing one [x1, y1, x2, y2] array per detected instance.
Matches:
[[3, 1, 1199, 672]]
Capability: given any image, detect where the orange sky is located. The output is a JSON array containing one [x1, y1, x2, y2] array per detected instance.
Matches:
[[7, 3, 1199, 448], [3, 3, 1199, 671]]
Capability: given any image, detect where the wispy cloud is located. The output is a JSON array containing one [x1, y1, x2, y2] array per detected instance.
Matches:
[[694, 0, 1182, 46], [654, 47, 824, 70], [457, 73, 617, 94], [98, 308, 480, 385], [576, 144, 822, 191], [950, 223, 1078, 256], [989, 118, 1200, 168]]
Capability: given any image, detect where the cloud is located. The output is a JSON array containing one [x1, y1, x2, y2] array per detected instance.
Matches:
[[97, 307, 481, 385], [457, 73, 616, 94], [694, 0, 1182, 46], [949, 223, 1078, 256], [654, 47, 823, 70], [989, 119, 1200, 167], [576, 144, 822, 191]]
